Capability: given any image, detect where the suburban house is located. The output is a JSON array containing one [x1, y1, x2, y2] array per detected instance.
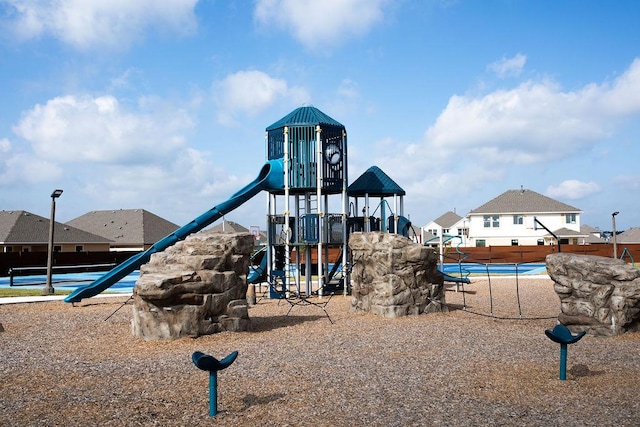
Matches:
[[618, 227, 640, 244], [422, 189, 592, 248], [421, 211, 468, 246], [466, 189, 588, 247], [67, 209, 179, 251], [0, 210, 112, 253], [580, 224, 607, 245]]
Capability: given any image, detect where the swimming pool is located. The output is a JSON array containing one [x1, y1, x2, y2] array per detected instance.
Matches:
[[441, 263, 547, 275], [0, 271, 139, 293]]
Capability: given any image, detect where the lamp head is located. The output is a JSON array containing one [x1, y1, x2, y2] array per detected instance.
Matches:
[[51, 189, 63, 198]]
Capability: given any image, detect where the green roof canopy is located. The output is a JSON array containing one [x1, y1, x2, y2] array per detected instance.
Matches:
[[266, 105, 344, 130], [348, 166, 405, 197]]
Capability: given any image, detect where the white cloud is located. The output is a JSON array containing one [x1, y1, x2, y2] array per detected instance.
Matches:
[[488, 53, 527, 78], [369, 58, 640, 210], [0, 137, 10, 152], [213, 70, 309, 126], [547, 180, 601, 200], [254, 0, 387, 50], [13, 94, 193, 164], [424, 58, 640, 165], [1, 0, 198, 49]]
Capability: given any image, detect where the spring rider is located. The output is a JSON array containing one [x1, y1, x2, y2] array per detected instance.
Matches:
[[545, 324, 586, 380], [192, 350, 239, 416]]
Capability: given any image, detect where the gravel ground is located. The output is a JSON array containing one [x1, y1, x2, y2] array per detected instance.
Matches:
[[1, 277, 639, 427]]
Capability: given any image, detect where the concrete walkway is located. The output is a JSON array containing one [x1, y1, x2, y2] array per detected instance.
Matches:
[[0, 293, 131, 305]]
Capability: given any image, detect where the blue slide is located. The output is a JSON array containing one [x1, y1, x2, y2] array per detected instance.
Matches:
[[65, 160, 284, 303], [439, 270, 470, 284], [247, 247, 268, 284]]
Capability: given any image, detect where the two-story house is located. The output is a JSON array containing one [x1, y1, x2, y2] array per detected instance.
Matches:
[[466, 188, 588, 247], [421, 211, 468, 246]]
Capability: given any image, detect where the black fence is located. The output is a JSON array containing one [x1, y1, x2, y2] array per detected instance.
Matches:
[[0, 251, 141, 277]]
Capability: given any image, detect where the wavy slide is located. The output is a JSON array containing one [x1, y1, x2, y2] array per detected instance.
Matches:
[[65, 160, 284, 303]]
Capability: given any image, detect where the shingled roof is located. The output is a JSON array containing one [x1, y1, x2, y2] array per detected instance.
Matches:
[[210, 220, 249, 233], [0, 210, 111, 244], [618, 227, 640, 244], [348, 166, 406, 197], [66, 209, 179, 246], [469, 189, 581, 214], [432, 211, 463, 228]]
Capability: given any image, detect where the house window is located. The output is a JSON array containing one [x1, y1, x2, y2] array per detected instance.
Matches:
[[22, 247, 30, 252], [457, 228, 469, 237], [428, 229, 437, 236], [513, 215, 523, 225], [476, 239, 486, 247], [565, 213, 576, 224], [484, 215, 500, 227], [443, 228, 449, 234], [537, 239, 544, 246], [559, 238, 569, 245], [75, 245, 84, 252], [4, 246, 12, 252], [54, 245, 62, 253], [511, 239, 519, 246]]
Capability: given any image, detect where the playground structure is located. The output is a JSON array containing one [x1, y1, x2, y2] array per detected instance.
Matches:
[[64, 106, 415, 303]]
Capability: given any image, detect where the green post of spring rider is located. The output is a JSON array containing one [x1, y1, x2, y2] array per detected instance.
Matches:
[[192, 351, 238, 416], [545, 324, 586, 380]]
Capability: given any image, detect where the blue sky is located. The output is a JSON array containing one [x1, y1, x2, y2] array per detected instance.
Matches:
[[1, 0, 639, 232]]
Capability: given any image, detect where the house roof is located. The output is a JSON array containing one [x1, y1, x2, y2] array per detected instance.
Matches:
[[617, 227, 640, 244], [210, 220, 250, 234], [469, 189, 581, 215], [550, 227, 589, 238], [348, 166, 406, 197], [66, 209, 179, 246], [580, 224, 607, 244], [0, 210, 111, 244], [431, 211, 463, 228], [266, 105, 344, 131]]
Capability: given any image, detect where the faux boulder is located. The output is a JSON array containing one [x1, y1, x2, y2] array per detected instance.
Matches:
[[546, 253, 640, 336], [131, 232, 254, 341], [349, 232, 445, 317]]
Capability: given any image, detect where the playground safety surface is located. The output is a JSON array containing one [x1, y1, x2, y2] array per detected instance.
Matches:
[[1, 277, 638, 426]]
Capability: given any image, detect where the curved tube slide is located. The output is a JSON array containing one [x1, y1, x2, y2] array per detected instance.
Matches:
[[65, 160, 284, 303]]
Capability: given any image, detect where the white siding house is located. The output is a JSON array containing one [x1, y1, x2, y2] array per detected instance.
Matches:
[[421, 211, 468, 246], [465, 189, 587, 247]]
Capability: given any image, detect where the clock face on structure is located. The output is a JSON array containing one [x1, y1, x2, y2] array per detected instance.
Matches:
[[324, 143, 342, 166]]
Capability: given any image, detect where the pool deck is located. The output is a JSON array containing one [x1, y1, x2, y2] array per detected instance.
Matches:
[[0, 293, 131, 305]]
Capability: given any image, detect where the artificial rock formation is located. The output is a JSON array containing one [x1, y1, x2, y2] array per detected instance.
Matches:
[[131, 232, 254, 341], [546, 253, 640, 336], [349, 232, 445, 317]]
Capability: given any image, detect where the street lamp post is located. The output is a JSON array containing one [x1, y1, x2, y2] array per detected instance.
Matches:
[[611, 211, 619, 259], [44, 189, 63, 295]]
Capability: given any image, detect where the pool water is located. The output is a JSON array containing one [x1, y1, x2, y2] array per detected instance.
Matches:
[[0, 271, 139, 293], [441, 263, 547, 275]]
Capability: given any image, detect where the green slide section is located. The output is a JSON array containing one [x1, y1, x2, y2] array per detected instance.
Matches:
[[65, 159, 284, 303]]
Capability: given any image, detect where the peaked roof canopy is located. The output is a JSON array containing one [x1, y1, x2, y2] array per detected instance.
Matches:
[[266, 105, 344, 131], [348, 166, 405, 197], [469, 189, 581, 215]]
